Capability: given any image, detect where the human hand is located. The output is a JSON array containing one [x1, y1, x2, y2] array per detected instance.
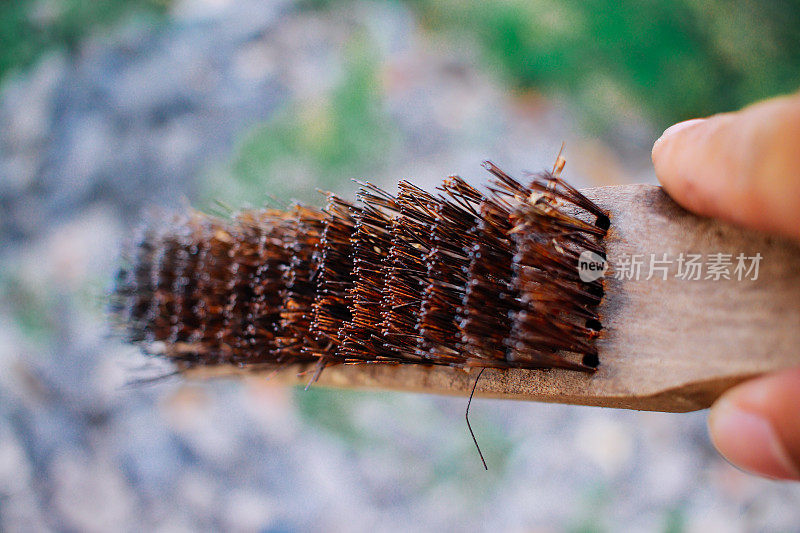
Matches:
[[652, 91, 800, 480]]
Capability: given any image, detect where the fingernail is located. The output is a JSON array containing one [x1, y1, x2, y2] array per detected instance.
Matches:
[[709, 400, 800, 480], [654, 118, 706, 147]]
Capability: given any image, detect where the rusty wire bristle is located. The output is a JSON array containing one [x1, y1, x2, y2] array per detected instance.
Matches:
[[380, 182, 439, 359], [417, 177, 482, 363], [309, 195, 359, 354], [115, 223, 163, 342], [457, 162, 527, 367], [337, 185, 400, 363], [507, 171, 608, 371], [276, 205, 327, 360], [112, 161, 608, 379]]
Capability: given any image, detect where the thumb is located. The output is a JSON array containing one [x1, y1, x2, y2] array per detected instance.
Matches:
[[654, 94, 800, 480], [652, 91, 800, 241], [708, 368, 800, 480]]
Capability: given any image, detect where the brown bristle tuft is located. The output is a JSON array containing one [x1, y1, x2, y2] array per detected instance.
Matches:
[[111, 159, 609, 379], [275, 205, 327, 360], [417, 177, 482, 362], [506, 171, 608, 372], [112, 222, 161, 342], [309, 194, 359, 354], [380, 182, 438, 359], [337, 185, 400, 363], [458, 162, 526, 366]]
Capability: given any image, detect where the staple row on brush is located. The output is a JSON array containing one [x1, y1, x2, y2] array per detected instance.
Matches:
[[112, 161, 609, 376]]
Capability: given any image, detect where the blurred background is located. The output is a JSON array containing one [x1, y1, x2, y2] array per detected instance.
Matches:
[[1, 0, 800, 531]]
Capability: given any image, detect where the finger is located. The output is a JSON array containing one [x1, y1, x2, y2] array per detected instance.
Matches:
[[708, 367, 800, 480], [652, 92, 800, 241]]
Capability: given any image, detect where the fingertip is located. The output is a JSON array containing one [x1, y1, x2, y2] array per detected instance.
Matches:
[[652, 118, 707, 156], [708, 369, 800, 481], [709, 398, 800, 480], [651, 116, 729, 218], [652, 93, 800, 240]]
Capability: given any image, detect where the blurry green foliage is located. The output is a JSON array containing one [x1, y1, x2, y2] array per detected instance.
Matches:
[[0, 270, 57, 345], [295, 387, 383, 447], [208, 35, 397, 208], [0, 0, 168, 83], [568, 483, 610, 533], [405, 0, 800, 128], [662, 506, 687, 533], [295, 387, 513, 481], [567, 484, 686, 533]]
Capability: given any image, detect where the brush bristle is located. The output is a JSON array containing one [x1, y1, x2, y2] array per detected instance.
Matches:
[[112, 161, 608, 378], [276, 205, 327, 360], [337, 186, 399, 362], [417, 178, 481, 363], [308, 195, 358, 355], [381, 182, 438, 359]]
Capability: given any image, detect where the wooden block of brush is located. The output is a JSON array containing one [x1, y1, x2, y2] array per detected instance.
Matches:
[[191, 184, 800, 412]]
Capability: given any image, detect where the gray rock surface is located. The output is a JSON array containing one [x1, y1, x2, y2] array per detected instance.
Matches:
[[1, 0, 798, 531]]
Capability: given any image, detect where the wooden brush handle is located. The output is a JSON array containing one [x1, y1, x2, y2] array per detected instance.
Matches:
[[189, 185, 800, 412]]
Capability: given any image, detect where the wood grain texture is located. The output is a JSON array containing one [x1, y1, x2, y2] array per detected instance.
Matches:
[[186, 185, 800, 412]]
